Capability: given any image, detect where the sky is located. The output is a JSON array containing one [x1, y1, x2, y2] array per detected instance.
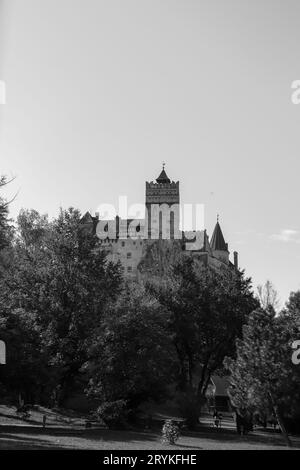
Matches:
[[0, 0, 300, 306]]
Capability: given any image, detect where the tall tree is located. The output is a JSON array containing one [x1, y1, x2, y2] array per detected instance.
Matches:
[[257, 280, 280, 312], [87, 283, 176, 416], [138, 239, 183, 279], [2, 208, 123, 404], [146, 257, 258, 407], [225, 308, 300, 447], [284, 290, 300, 319], [0, 176, 14, 255]]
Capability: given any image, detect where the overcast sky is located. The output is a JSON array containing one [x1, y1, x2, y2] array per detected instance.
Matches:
[[0, 0, 300, 305]]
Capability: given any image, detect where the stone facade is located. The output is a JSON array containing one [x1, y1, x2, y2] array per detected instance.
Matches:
[[81, 167, 238, 276]]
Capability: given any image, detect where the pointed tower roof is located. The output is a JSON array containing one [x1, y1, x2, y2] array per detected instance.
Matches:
[[156, 163, 171, 184], [211, 219, 228, 252]]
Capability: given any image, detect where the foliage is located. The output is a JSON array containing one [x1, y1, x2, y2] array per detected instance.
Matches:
[[284, 290, 300, 320], [96, 400, 128, 429], [0, 208, 123, 404], [0, 177, 13, 249], [257, 280, 280, 313], [225, 306, 300, 445], [0, 176, 14, 269], [87, 283, 176, 410], [138, 239, 183, 279], [145, 256, 258, 400], [176, 387, 203, 429], [1, 184, 299, 443]]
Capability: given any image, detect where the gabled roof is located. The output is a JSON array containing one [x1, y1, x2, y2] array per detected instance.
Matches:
[[80, 211, 94, 224], [210, 221, 228, 252], [156, 168, 171, 184]]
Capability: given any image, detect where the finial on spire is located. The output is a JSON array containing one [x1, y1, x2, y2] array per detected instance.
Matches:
[[156, 164, 170, 184], [211, 216, 227, 252]]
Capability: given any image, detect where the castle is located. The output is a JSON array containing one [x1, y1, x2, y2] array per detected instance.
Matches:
[[81, 166, 239, 276]]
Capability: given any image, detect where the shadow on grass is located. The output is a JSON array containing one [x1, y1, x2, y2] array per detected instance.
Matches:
[[183, 427, 297, 449], [0, 413, 54, 428], [0, 407, 84, 427], [0, 424, 298, 450], [173, 442, 203, 450], [0, 432, 59, 450], [0, 426, 161, 448]]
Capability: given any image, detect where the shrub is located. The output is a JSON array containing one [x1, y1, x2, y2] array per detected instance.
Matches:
[[96, 400, 128, 429], [162, 419, 180, 445]]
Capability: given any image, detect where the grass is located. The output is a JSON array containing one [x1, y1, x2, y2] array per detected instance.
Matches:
[[0, 405, 299, 450], [1, 425, 300, 450]]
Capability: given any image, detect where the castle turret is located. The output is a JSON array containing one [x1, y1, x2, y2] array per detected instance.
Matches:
[[210, 218, 229, 264], [145, 165, 180, 240], [156, 167, 171, 184]]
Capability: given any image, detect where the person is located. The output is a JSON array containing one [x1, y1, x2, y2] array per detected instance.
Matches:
[[235, 409, 245, 435], [218, 412, 223, 428], [236, 408, 253, 435], [42, 414, 47, 428]]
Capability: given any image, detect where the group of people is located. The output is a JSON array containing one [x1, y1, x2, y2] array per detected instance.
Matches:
[[211, 408, 278, 435], [213, 410, 223, 428]]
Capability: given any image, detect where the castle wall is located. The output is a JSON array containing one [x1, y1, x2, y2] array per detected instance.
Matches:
[[85, 170, 235, 276], [99, 236, 145, 277]]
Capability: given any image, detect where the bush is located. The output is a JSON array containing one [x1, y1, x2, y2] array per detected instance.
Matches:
[[162, 419, 180, 445], [96, 400, 128, 429]]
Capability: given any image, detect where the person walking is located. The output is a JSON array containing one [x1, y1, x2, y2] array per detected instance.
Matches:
[[213, 410, 220, 428]]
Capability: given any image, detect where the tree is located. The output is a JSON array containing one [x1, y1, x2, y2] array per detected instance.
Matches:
[[0, 184, 47, 403], [284, 290, 300, 319], [16, 208, 49, 247], [138, 239, 183, 279], [0, 176, 14, 260], [225, 308, 300, 447], [145, 256, 258, 424], [257, 280, 280, 313], [2, 208, 123, 404], [0, 305, 49, 403], [87, 283, 176, 423]]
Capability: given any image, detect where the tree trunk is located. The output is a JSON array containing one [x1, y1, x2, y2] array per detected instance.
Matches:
[[269, 393, 292, 448], [202, 371, 212, 397], [273, 404, 292, 448], [197, 363, 208, 397]]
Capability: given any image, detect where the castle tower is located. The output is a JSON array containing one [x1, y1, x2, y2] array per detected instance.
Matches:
[[210, 218, 229, 264], [145, 165, 180, 240]]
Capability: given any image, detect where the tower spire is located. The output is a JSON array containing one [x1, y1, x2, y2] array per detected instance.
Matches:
[[156, 163, 170, 184], [211, 218, 227, 252]]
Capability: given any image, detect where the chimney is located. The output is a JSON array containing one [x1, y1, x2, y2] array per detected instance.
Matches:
[[234, 251, 238, 270]]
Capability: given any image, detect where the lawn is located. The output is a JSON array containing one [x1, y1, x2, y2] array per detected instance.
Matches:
[[0, 405, 299, 450], [0, 425, 299, 450]]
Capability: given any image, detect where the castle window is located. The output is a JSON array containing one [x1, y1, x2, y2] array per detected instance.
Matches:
[[127, 266, 132, 272], [121, 241, 125, 247], [127, 252, 132, 259]]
